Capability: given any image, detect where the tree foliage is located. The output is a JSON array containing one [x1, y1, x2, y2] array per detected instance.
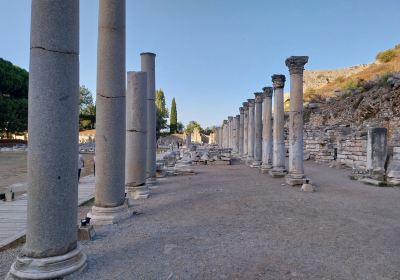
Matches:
[[184, 121, 202, 134], [79, 85, 96, 130], [170, 97, 177, 133], [0, 58, 29, 137], [156, 89, 169, 137]]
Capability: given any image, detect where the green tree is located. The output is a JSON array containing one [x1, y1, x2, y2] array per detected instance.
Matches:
[[184, 121, 202, 134], [177, 122, 184, 133], [79, 86, 96, 130], [156, 89, 169, 137], [170, 98, 177, 133]]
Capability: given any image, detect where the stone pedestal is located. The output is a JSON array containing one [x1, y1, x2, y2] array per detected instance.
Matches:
[[7, 1, 87, 279], [361, 127, 387, 185], [239, 107, 245, 156], [269, 75, 287, 177], [141, 52, 157, 186], [261, 87, 273, 173], [88, 0, 131, 224], [125, 71, 149, 200], [243, 102, 249, 158], [252, 92, 263, 167], [285, 56, 309, 186], [246, 99, 255, 164]]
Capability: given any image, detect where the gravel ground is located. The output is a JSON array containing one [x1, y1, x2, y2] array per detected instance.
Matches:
[[1, 160, 400, 279]]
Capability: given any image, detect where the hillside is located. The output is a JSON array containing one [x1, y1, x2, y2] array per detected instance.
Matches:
[[303, 44, 400, 101]]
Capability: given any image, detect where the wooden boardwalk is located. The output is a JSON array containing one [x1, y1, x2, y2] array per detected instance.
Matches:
[[0, 175, 95, 250]]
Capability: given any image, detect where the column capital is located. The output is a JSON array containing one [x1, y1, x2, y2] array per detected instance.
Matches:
[[242, 102, 249, 109], [223, 120, 228, 125], [285, 56, 309, 74], [254, 92, 264, 103], [228, 116, 233, 121], [247, 99, 255, 107], [239, 107, 244, 114], [271, 74, 286, 89], [262, 86, 273, 98], [236, 114, 240, 119]]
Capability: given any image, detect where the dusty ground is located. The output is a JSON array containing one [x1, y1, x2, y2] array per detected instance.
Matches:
[[0, 152, 94, 194], [1, 160, 400, 279]]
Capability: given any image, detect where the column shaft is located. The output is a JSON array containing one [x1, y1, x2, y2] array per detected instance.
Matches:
[[235, 115, 240, 154], [9, 1, 86, 278], [243, 103, 249, 157], [247, 99, 255, 164], [261, 87, 273, 172], [239, 107, 244, 156], [253, 93, 263, 166]]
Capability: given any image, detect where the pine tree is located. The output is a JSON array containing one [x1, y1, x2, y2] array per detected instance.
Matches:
[[170, 98, 177, 133]]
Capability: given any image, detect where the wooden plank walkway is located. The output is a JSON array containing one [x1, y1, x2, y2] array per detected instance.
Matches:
[[0, 175, 95, 250]]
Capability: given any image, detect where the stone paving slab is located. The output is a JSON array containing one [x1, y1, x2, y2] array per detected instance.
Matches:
[[0, 175, 95, 250]]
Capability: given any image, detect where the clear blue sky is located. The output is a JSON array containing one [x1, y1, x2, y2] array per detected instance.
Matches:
[[1, 0, 399, 128]]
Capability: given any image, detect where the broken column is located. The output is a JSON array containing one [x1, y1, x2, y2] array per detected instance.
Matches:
[[141, 52, 157, 185], [125, 71, 149, 199], [8, 1, 86, 278], [269, 75, 287, 177], [252, 92, 264, 167], [361, 127, 387, 185], [239, 107, 245, 157], [186, 132, 192, 148], [88, 0, 131, 224], [246, 99, 255, 164], [261, 87, 273, 173], [285, 56, 309, 186]]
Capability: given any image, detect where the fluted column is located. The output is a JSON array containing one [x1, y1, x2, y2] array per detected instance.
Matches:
[[285, 56, 309, 185], [246, 99, 255, 164], [261, 87, 274, 173], [8, 1, 86, 278], [125, 71, 149, 199], [243, 102, 249, 158], [252, 92, 263, 167], [269, 74, 287, 177], [239, 107, 245, 156], [88, 0, 131, 224]]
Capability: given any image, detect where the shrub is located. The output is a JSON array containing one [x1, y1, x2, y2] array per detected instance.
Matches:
[[395, 44, 400, 49], [377, 73, 391, 87], [343, 79, 359, 91], [335, 76, 345, 83], [376, 49, 396, 63]]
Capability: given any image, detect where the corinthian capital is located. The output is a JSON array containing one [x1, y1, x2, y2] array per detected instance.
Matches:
[[242, 102, 248, 109], [285, 56, 309, 74], [239, 107, 244, 114], [254, 92, 264, 103], [271, 74, 286, 89], [262, 86, 273, 98], [247, 99, 255, 107]]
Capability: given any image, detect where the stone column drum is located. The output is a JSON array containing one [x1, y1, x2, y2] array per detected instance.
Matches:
[[261, 87, 274, 173], [235, 115, 240, 154], [125, 71, 149, 199], [246, 99, 255, 164], [269, 75, 287, 177], [239, 107, 245, 156], [8, 1, 87, 279], [252, 92, 264, 167], [285, 56, 309, 186], [243, 102, 249, 158], [88, 0, 131, 224], [141, 52, 157, 185]]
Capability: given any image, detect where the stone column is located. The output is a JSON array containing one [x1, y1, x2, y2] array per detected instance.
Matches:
[[252, 92, 264, 167], [269, 75, 287, 177], [228, 116, 233, 149], [239, 107, 245, 156], [243, 102, 249, 158], [125, 71, 149, 199], [246, 99, 255, 164], [8, 1, 86, 278], [88, 0, 131, 224], [235, 115, 240, 154], [261, 87, 274, 173], [185, 132, 191, 148], [141, 52, 157, 185], [223, 120, 228, 148], [285, 56, 309, 185]]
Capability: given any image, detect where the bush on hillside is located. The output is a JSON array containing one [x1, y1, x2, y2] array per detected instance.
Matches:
[[376, 49, 396, 63]]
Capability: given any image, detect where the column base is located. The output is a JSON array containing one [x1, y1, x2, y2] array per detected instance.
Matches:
[[87, 199, 132, 225], [7, 244, 87, 280], [260, 163, 273, 173], [285, 173, 306, 186], [246, 156, 254, 165], [251, 160, 262, 168], [269, 168, 287, 178], [146, 177, 157, 186], [126, 184, 150, 200]]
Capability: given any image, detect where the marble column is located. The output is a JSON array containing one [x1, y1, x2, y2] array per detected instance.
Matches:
[[285, 56, 309, 185], [246, 99, 255, 164], [252, 92, 264, 167], [243, 102, 249, 158], [269, 75, 287, 177], [141, 52, 157, 185], [8, 1, 87, 279], [239, 107, 245, 157], [235, 115, 240, 154], [125, 71, 149, 199], [185, 132, 191, 148], [223, 120, 228, 148], [260, 87, 274, 173], [88, 0, 131, 224], [228, 116, 233, 149]]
